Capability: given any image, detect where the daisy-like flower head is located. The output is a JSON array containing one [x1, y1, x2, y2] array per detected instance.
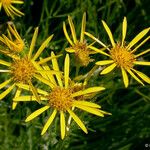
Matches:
[[0, 27, 58, 109], [0, 23, 24, 54], [14, 52, 111, 139], [0, 0, 24, 19], [63, 13, 104, 66], [85, 17, 150, 87]]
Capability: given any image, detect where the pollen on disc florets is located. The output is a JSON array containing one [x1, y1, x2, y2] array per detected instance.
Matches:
[[1, 0, 11, 5], [110, 43, 136, 70], [72, 41, 91, 66], [11, 57, 35, 83], [48, 87, 74, 111]]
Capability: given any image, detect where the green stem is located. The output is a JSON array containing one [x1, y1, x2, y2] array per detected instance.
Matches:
[[83, 65, 99, 86], [75, 65, 80, 77]]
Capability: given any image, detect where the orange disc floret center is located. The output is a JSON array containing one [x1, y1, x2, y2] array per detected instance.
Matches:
[[48, 87, 74, 111], [11, 57, 35, 83], [110, 44, 136, 70], [73, 41, 91, 66], [1, 0, 11, 5]]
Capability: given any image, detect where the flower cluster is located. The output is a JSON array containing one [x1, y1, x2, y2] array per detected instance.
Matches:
[[85, 17, 150, 87], [0, 4, 150, 140], [0, 0, 24, 19]]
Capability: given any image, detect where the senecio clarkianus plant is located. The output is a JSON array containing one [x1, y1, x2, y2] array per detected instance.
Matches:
[[14, 52, 110, 139], [0, 12, 149, 139]]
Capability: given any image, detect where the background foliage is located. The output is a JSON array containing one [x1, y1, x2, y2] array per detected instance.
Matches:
[[0, 0, 150, 150]]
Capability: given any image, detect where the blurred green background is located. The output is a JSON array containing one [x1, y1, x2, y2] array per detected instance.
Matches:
[[0, 0, 150, 149]]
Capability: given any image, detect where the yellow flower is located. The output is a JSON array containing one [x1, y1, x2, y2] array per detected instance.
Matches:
[[0, 0, 24, 19], [0, 23, 24, 54], [14, 53, 111, 139], [85, 17, 150, 87], [0, 27, 57, 109], [63, 13, 104, 66]]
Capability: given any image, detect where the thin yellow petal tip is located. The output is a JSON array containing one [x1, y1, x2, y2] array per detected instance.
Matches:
[[41, 131, 45, 136], [85, 130, 88, 134], [25, 119, 29, 122]]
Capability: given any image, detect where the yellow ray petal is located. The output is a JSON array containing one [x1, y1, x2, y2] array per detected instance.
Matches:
[[3, 34, 16, 46], [13, 96, 47, 101], [8, 24, 21, 40], [25, 106, 50, 122], [0, 69, 10, 73], [127, 69, 144, 85], [34, 74, 55, 89], [28, 27, 39, 59], [32, 61, 49, 80], [7, 6, 20, 17], [98, 110, 112, 115], [102, 20, 115, 47], [0, 59, 11, 66], [2, 34, 11, 48], [0, 36, 5, 43], [37, 70, 62, 75], [63, 22, 73, 46], [132, 69, 150, 84], [51, 52, 63, 87], [134, 61, 150, 66], [73, 101, 101, 108], [88, 45, 110, 57], [121, 67, 129, 88], [67, 109, 88, 134], [96, 60, 114, 66], [131, 36, 150, 53], [16, 83, 48, 95], [12, 87, 22, 110], [11, 1, 24, 4], [68, 15, 77, 44], [42, 64, 57, 86], [12, 103, 18, 110], [87, 49, 105, 55], [7, 28, 13, 41], [32, 35, 53, 61], [0, 78, 12, 89], [10, 5, 24, 16], [100, 63, 116, 74], [41, 109, 57, 135], [9, 5, 23, 16], [80, 12, 86, 43], [0, 3, 2, 10], [135, 49, 150, 58], [127, 27, 150, 49], [0, 83, 15, 100], [72, 87, 105, 97], [28, 80, 41, 104], [7, 27, 13, 40], [122, 17, 127, 46], [84, 32, 109, 49], [4, 36, 21, 50], [65, 48, 75, 53], [73, 104, 104, 117], [64, 54, 70, 88], [4, 6, 13, 18], [60, 111, 66, 139], [38, 54, 62, 65], [0, 49, 20, 59]]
